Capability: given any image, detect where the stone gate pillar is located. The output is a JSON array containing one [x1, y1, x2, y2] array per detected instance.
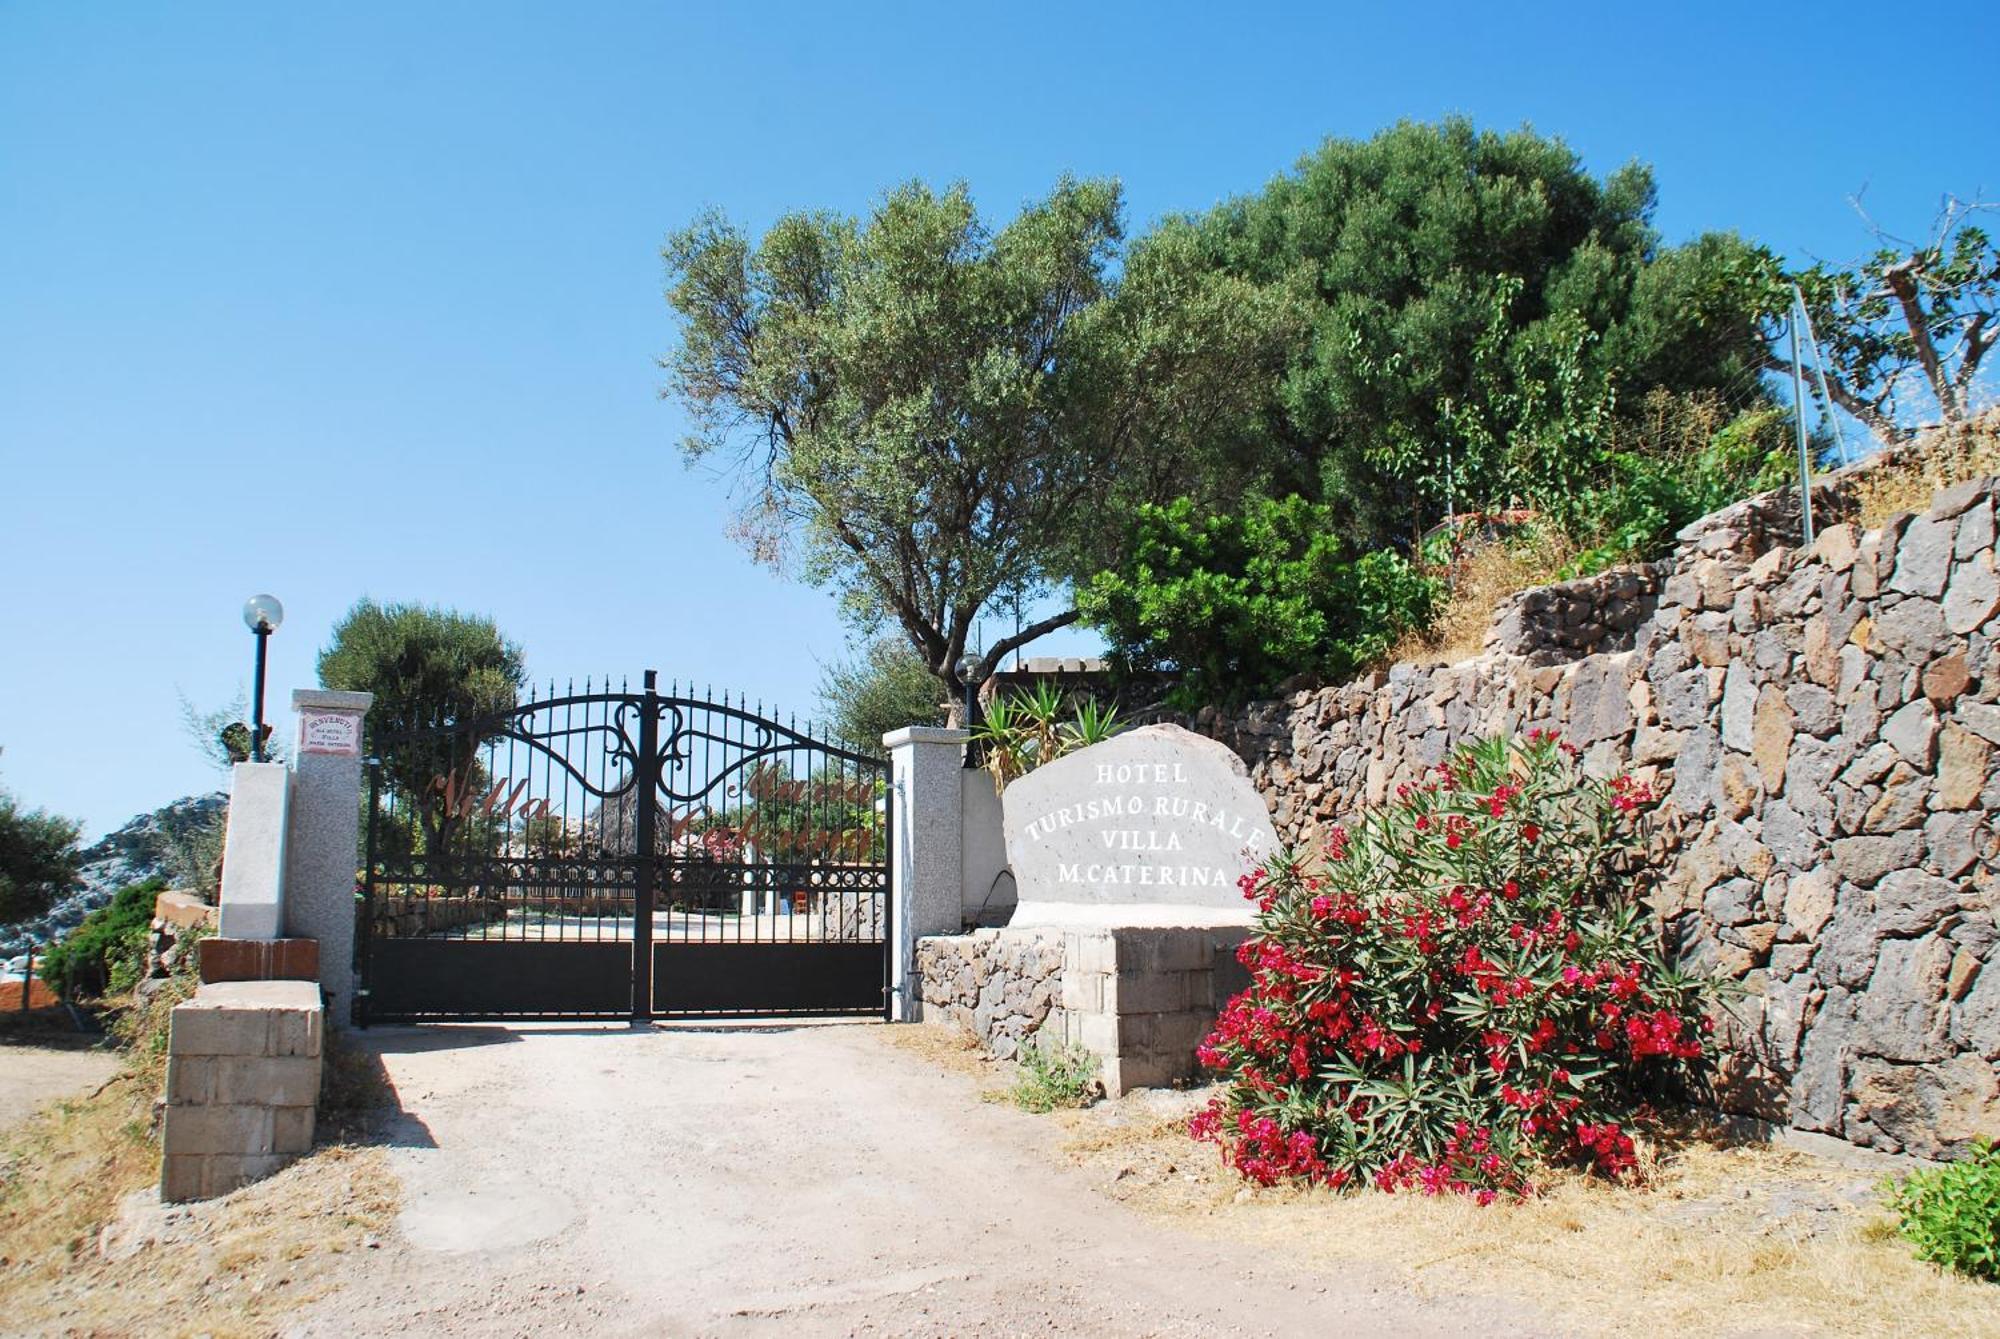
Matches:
[[884, 726, 970, 1021], [284, 689, 373, 1026]]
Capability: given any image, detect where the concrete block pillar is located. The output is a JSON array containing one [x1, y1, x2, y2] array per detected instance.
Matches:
[[884, 726, 970, 1021], [217, 762, 291, 940], [284, 688, 373, 1025]]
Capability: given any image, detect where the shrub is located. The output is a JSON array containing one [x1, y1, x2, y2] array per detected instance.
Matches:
[[1007, 1038, 1102, 1113], [970, 683, 1123, 791], [39, 878, 164, 998], [1078, 494, 1438, 707], [1192, 733, 1718, 1200], [1884, 1140, 2000, 1281]]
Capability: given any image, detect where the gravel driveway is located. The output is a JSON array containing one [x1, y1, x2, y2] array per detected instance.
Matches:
[[291, 1021, 1547, 1337]]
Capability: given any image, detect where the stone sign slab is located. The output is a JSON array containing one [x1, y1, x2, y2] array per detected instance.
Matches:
[[1003, 724, 1277, 927], [298, 711, 362, 757]]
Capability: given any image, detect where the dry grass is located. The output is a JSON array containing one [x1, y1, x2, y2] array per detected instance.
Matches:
[[0, 995, 399, 1338], [1385, 527, 1579, 668], [879, 1020, 1008, 1088], [1846, 410, 2000, 530], [1055, 1095, 2000, 1338]]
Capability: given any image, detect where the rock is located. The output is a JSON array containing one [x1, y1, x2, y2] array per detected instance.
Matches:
[[1784, 682, 1840, 736], [1790, 989, 1855, 1133], [1657, 668, 1713, 729], [1705, 877, 1763, 927], [1957, 701, 2000, 747], [1870, 599, 1949, 662], [1922, 653, 1972, 704], [1881, 698, 1938, 767], [1811, 523, 1859, 572], [1890, 514, 1954, 598], [1845, 1053, 1999, 1160], [1943, 552, 2000, 635], [1783, 867, 1836, 938], [1860, 764, 1930, 833], [1752, 687, 1794, 791], [1936, 725, 1992, 810], [1929, 476, 1989, 521], [1956, 499, 1996, 562], [1948, 950, 1982, 1002], [1852, 936, 1954, 1062], [1829, 832, 1922, 887], [1802, 616, 1839, 687], [1721, 662, 1757, 751], [1924, 810, 1986, 879], [1669, 727, 1723, 818], [1873, 869, 1963, 935]]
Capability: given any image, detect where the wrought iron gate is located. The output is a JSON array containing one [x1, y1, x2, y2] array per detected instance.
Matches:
[[357, 673, 892, 1025]]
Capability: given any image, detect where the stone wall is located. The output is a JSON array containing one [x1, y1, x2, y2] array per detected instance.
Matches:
[[1485, 562, 1664, 663], [914, 929, 1063, 1058], [915, 924, 1252, 1093], [1200, 471, 2000, 1160]]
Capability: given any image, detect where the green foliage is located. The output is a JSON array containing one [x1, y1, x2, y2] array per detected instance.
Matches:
[[0, 790, 83, 923], [970, 684, 1123, 790], [1883, 1140, 2000, 1281], [662, 176, 1298, 697], [1194, 734, 1719, 1197], [39, 878, 164, 998], [318, 598, 526, 850], [1180, 118, 1773, 548], [1552, 399, 1799, 576], [157, 805, 227, 903], [816, 637, 946, 749], [1007, 1037, 1102, 1113], [1078, 494, 1438, 705]]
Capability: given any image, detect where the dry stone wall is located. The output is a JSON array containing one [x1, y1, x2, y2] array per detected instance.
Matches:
[[1201, 471, 2000, 1161], [914, 929, 1064, 1059]]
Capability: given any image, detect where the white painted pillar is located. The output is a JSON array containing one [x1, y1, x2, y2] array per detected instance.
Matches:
[[217, 762, 292, 940], [884, 726, 970, 1022], [283, 689, 373, 1025]]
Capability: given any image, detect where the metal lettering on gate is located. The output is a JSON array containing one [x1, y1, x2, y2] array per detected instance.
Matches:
[[357, 672, 893, 1025]]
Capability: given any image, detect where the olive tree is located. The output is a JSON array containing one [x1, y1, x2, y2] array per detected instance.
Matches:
[[661, 177, 1296, 708]]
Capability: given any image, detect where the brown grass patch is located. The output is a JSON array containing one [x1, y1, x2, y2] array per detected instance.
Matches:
[[878, 1019, 1003, 1084], [1846, 411, 2000, 530], [1057, 1095, 2000, 1337], [1386, 527, 1579, 668], [0, 990, 400, 1338]]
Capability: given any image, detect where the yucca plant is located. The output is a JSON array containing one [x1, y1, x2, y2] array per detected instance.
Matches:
[[971, 685, 1124, 791]]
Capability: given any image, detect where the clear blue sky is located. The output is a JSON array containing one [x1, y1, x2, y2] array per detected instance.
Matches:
[[3, 2, 1994, 837]]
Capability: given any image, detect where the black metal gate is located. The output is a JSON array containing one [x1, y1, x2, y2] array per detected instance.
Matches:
[[357, 672, 891, 1025]]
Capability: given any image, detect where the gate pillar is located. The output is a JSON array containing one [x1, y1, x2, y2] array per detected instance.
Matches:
[[284, 688, 374, 1025], [884, 726, 971, 1021]]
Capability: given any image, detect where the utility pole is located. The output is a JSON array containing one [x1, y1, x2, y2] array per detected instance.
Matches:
[[1790, 297, 1816, 548]]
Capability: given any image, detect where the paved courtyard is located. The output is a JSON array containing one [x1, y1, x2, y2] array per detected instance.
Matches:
[[291, 1021, 1543, 1337]]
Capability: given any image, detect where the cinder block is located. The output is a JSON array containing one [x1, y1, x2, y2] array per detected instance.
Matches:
[[270, 1001, 323, 1058], [163, 1103, 274, 1157], [212, 1056, 322, 1108], [1060, 969, 1105, 1012], [165, 1055, 214, 1105], [1148, 1010, 1214, 1055], [161, 1154, 208, 1203], [1066, 930, 1116, 975], [1071, 1010, 1119, 1056], [1107, 969, 1190, 1015], [271, 1105, 316, 1155], [169, 1004, 270, 1057]]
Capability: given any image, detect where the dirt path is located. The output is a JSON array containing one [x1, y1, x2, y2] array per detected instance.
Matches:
[[293, 1022, 1551, 1337], [0, 1041, 120, 1133]]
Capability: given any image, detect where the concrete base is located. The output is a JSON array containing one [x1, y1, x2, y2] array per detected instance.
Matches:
[[161, 980, 323, 1203]]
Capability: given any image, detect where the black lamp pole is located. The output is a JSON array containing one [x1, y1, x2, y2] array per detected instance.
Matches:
[[242, 594, 284, 763], [251, 622, 271, 762]]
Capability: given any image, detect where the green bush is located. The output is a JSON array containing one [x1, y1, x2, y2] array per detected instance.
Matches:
[[1007, 1037, 1102, 1113], [0, 790, 83, 922], [1884, 1141, 2000, 1281], [39, 877, 164, 998], [1079, 494, 1438, 706]]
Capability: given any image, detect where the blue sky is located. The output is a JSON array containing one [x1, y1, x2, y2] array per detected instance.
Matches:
[[3, 2, 1994, 836]]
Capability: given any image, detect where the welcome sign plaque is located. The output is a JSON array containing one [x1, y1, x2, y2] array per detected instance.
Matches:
[[1002, 723, 1277, 926]]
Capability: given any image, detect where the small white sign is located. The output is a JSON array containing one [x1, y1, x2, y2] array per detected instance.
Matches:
[[299, 711, 362, 757]]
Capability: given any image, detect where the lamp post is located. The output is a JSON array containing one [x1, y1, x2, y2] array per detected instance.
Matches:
[[957, 654, 981, 768], [242, 594, 284, 762]]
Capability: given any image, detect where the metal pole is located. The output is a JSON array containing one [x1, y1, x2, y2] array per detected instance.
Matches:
[[1790, 306, 1816, 548], [251, 624, 271, 762], [1793, 286, 1847, 467], [18, 946, 30, 1012], [631, 670, 658, 1025]]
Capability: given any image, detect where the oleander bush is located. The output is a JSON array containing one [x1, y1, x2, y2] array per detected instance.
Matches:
[[1883, 1140, 2000, 1282], [1192, 732, 1720, 1200]]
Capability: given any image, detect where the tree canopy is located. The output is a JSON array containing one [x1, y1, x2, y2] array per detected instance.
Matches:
[[317, 599, 525, 851], [0, 789, 82, 923], [1176, 118, 1774, 547], [816, 637, 946, 748], [661, 177, 1298, 696]]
